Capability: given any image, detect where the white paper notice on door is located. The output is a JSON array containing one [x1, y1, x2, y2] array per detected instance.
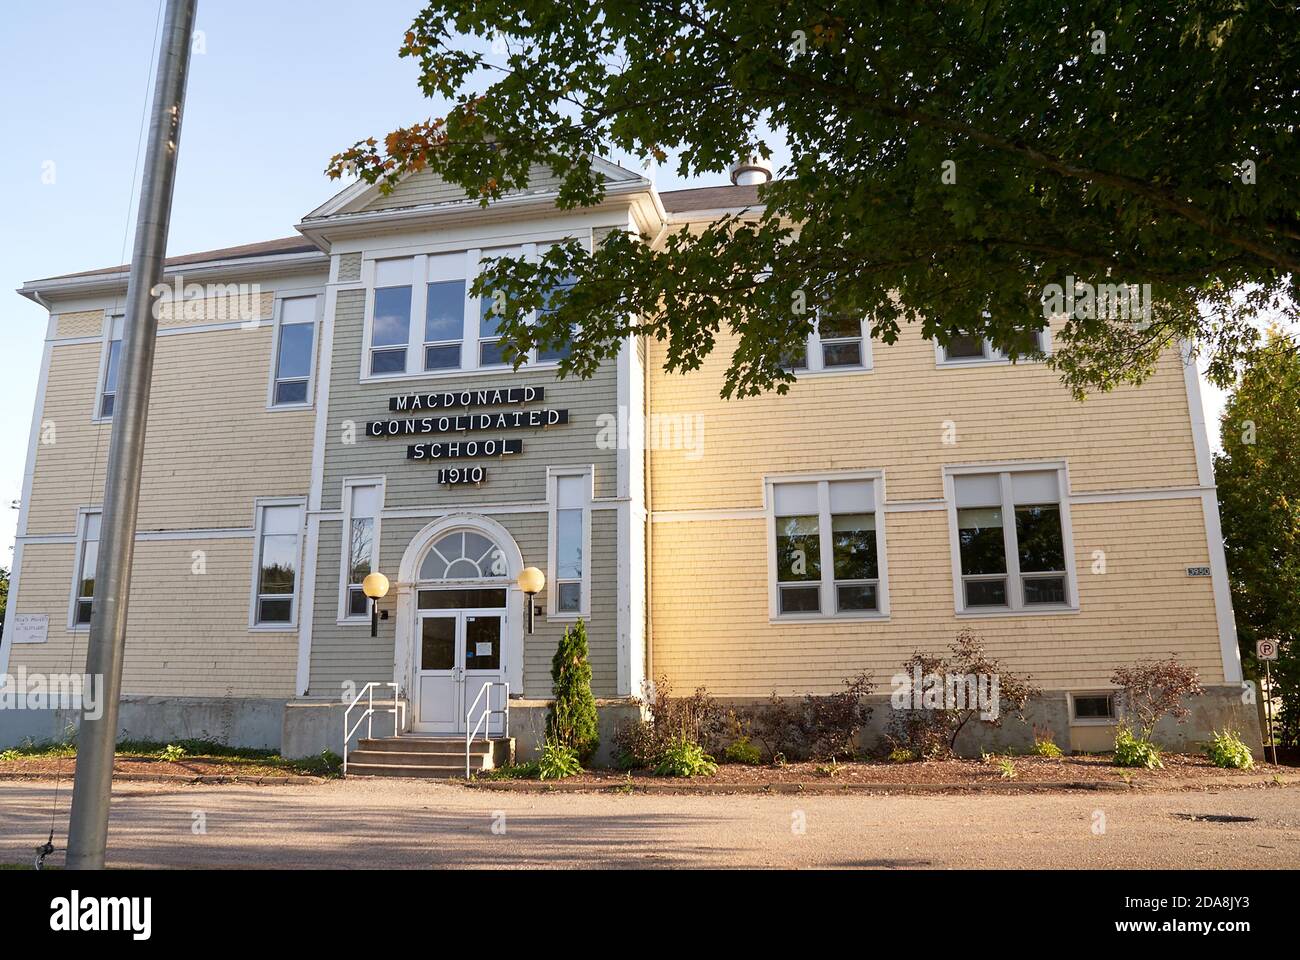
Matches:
[[475, 642, 493, 657], [13, 614, 49, 644]]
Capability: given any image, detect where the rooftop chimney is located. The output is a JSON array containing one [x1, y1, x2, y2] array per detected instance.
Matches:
[[729, 154, 773, 186]]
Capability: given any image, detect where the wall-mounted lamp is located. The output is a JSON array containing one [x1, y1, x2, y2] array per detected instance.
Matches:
[[516, 566, 545, 633], [362, 572, 390, 637]]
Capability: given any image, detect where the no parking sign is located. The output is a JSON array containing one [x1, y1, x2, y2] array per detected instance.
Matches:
[[1257, 639, 1278, 661]]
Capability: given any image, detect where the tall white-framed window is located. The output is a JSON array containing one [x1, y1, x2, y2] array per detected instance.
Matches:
[[945, 463, 1076, 614], [249, 499, 305, 629], [782, 310, 873, 374], [424, 253, 466, 372], [268, 295, 320, 408], [767, 472, 888, 619], [936, 324, 1050, 365], [93, 315, 124, 421], [338, 479, 384, 621], [547, 467, 592, 619], [367, 257, 414, 376], [68, 508, 102, 629]]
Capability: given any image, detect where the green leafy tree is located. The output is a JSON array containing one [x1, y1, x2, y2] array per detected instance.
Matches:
[[546, 619, 599, 762], [329, 1, 1297, 400], [0, 565, 8, 634], [1215, 334, 1300, 745]]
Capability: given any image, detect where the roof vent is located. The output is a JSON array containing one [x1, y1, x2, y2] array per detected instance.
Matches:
[[729, 154, 772, 186]]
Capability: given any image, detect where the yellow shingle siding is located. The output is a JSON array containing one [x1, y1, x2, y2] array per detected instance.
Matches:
[[10, 539, 297, 698], [647, 323, 1200, 511], [650, 498, 1223, 696], [53, 310, 104, 340], [26, 320, 313, 535]]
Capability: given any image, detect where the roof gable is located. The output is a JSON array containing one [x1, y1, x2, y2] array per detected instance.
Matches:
[[305, 155, 648, 221]]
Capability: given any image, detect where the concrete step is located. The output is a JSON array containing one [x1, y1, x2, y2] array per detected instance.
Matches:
[[344, 761, 472, 779], [358, 737, 495, 753], [347, 749, 486, 766]]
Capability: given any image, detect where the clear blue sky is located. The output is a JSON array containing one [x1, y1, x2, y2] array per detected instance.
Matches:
[[0, 1, 1267, 568]]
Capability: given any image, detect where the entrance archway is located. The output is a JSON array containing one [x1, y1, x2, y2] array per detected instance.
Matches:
[[394, 515, 525, 733]]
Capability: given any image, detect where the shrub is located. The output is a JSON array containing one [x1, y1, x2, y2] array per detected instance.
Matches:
[[546, 619, 599, 763], [721, 736, 761, 765], [888, 747, 917, 763], [653, 736, 717, 777], [160, 743, 186, 763], [1110, 657, 1204, 741], [997, 757, 1017, 780], [611, 676, 740, 768], [887, 630, 1041, 759], [746, 671, 875, 762], [1113, 724, 1163, 769], [1032, 738, 1064, 758], [1205, 729, 1255, 770], [538, 739, 582, 780]]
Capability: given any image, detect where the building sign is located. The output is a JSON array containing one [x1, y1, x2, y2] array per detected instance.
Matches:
[[389, 386, 544, 412], [1186, 566, 1211, 577], [408, 438, 522, 461], [12, 614, 49, 645], [368, 385, 568, 486], [366, 408, 567, 437], [438, 466, 487, 485]]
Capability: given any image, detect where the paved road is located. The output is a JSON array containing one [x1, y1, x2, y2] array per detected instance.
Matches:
[[1, 780, 1297, 869]]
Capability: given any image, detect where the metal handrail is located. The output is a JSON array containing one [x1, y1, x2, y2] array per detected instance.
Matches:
[[343, 682, 405, 776], [465, 681, 509, 778]]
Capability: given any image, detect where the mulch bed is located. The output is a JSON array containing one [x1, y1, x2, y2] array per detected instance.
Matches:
[[470, 754, 1294, 794], [0, 756, 324, 785]]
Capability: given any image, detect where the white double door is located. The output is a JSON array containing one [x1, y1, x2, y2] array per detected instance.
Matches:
[[414, 608, 506, 735]]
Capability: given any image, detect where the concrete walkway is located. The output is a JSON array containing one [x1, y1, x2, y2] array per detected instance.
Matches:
[[1, 779, 1297, 869]]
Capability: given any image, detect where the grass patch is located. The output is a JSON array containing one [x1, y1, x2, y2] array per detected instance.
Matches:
[[1, 737, 341, 778]]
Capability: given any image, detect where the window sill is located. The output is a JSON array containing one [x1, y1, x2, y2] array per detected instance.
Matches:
[[267, 402, 314, 413], [248, 623, 298, 632], [770, 613, 890, 625], [955, 605, 1078, 618], [936, 356, 1047, 369], [785, 365, 874, 379], [1070, 717, 1117, 727], [360, 360, 561, 386]]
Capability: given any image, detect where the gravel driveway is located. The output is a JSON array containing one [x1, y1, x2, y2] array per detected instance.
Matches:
[[1, 779, 1297, 869]]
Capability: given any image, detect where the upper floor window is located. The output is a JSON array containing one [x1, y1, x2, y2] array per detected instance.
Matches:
[[70, 509, 102, 627], [949, 466, 1073, 613], [783, 311, 873, 374], [96, 316, 123, 420], [362, 244, 583, 380], [770, 474, 887, 618], [270, 296, 318, 407], [937, 325, 1049, 365], [536, 273, 577, 363], [251, 501, 303, 627]]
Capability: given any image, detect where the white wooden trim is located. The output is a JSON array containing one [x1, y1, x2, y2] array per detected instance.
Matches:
[[65, 507, 101, 632], [1181, 344, 1242, 683], [265, 291, 324, 411], [335, 476, 387, 623], [90, 310, 116, 423], [764, 469, 890, 622], [942, 460, 1079, 617], [547, 465, 594, 621], [0, 329, 54, 684], [296, 282, 338, 694]]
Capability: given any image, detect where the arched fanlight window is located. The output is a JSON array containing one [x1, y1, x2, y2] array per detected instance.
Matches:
[[418, 530, 508, 581]]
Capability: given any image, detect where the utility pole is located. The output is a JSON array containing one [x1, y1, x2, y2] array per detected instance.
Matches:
[[66, 0, 198, 870]]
